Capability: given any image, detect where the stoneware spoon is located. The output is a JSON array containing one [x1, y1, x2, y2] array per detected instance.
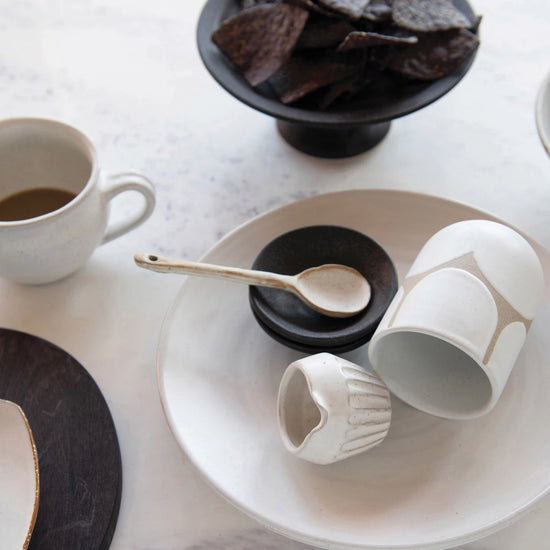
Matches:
[[134, 253, 371, 318]]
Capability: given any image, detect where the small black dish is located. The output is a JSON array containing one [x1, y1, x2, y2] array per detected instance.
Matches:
[[196, 0, 478, 158], [249, 225, 398, 353], [251, 308, 378, 354]]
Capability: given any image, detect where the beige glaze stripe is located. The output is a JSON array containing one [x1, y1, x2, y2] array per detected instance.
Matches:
[[389, 252, 531, 365]]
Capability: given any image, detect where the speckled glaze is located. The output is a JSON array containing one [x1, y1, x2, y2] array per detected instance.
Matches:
[[278, 353, 391, 465], [0, 118, 155, 284]]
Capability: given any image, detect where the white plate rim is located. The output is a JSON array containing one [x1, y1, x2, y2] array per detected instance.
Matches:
[[156, 189, 550, 550], [0, 398, 40, 550]]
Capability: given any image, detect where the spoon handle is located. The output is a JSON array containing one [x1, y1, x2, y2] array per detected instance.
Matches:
[[134, 253, 295, 290]]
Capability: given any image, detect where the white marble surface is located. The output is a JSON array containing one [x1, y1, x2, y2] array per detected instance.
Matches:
[[0, 0, 550, 548]]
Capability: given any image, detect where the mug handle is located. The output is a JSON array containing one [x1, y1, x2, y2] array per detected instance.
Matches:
[[100, 171, 156, 245]]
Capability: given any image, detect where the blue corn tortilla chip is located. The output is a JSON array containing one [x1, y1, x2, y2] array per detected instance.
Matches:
[[268, 50, 365, 103], [374, 28, 479, 79], [286, 0, 340, 17], [362, 0, 393, 22], [296, 19, 355, 49], [337, 30, 418, 51], [211, 0, 481, 108], [240, 0, 276, 8], [316, 0, 371, 20], [211, 3, 309, 87], [392, 0, 472, 32]]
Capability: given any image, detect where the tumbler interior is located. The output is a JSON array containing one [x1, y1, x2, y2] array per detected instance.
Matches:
[[370, 331, 493, 419]]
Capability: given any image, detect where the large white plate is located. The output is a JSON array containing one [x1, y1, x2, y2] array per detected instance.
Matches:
[[0, 399, 39, 550], [158, 190, 550, 550]]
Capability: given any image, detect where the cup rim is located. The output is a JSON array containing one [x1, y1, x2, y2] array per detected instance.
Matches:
[[0, 117, 98, 227], [369, 325, 497, 419], [277, 360, 327, 455]]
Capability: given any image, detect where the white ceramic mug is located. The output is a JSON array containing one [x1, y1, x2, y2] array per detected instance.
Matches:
[[0, 118, 155, 284], [277, 353, 392, 465], [368, 220, 545, 420]]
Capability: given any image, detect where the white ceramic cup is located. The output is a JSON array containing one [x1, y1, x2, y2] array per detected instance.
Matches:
[[277, 352, 392, 465], [368, 220, 544, 420], [0, 118, 155, 284]]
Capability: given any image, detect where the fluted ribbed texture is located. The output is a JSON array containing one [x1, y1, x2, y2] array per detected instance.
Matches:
[[339, 366, 391, 457]]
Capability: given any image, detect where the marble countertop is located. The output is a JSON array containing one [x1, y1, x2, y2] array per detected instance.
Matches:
[[1, 0, 550, 548]]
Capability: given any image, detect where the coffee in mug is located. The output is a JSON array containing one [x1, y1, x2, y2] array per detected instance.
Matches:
[[0, 188, 76, 221]]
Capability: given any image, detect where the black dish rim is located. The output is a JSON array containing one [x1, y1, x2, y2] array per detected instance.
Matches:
[[250, 306, 375, 353]]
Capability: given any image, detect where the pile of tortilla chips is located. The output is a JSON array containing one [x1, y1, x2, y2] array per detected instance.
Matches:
[[211, 0, 481, 108]]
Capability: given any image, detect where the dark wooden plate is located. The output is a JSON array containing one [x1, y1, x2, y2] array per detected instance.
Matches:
[[0, 328, 122, 550]]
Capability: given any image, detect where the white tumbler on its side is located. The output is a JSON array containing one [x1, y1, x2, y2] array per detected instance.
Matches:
[[369, 219, 544, 420]]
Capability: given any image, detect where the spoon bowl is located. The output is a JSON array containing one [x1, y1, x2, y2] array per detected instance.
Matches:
[[295, 264, 371, 317], [134, 253, 370, 318]]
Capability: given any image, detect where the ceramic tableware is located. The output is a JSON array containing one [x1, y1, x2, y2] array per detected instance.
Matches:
[[249, 225, 398, 352], [0, 399, 39, 550], [197, 0, 479, 158], [0, 328, 122, 549], [134, 252, 371, 317], [249, 310, 373, 354], [369, 219, 544, 420], [278, 353, 391, 464], [158, 190, 550, 550], [536, 70, 550, 157], [0, 118, 155, 284]]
